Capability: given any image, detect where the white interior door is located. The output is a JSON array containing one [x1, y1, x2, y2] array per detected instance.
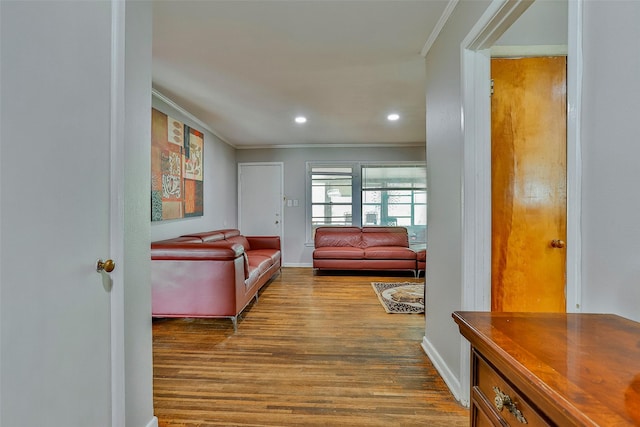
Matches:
[[238, 163, 284, 238], [1, 2, 118, 425]]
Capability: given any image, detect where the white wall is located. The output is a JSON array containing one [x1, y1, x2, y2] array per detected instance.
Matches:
[[424, 0, 640, 404], [580, 1, 640, 320], [496, 0, 567, 46], [236, 146, 425, 266], [150, 94, 238, 242], [422, 0, 492, 399]]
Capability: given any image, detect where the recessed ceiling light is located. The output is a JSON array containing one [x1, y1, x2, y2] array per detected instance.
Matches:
[[295, 116, 307, 124], [387, 113, 400, 121]]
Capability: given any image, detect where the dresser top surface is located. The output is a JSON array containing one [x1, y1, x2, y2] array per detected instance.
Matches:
[[453, 311, 640, 426]]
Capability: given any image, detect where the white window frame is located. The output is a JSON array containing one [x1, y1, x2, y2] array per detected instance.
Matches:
[[305, 161, 426, 245], [305, 161, 361, 244]]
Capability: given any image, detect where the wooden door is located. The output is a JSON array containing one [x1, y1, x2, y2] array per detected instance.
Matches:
[[238, 163, 284, 237], [1, 2, 117, 424], [491, 56, 567, 312]]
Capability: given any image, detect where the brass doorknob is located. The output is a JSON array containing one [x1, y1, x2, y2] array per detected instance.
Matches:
[[96, 259, 115, 273], [550, 239, 565, 249]]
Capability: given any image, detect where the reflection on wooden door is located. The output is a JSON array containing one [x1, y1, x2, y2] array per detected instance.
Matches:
[[491, 56, 567, 312]]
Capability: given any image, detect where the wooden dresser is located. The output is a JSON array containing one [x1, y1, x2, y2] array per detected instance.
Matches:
[[452, 311, 640, 426]]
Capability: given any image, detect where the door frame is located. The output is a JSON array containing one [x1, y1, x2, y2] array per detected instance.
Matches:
[[237, 162, 284, 242], [458, 0, 583, 405], [110, 1, 126, 424]]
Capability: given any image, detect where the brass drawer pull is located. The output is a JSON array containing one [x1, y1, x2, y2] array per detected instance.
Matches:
[[493, 386, 528, 424]]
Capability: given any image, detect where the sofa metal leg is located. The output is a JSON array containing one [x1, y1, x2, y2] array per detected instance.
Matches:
[[231, 316, 238, 333]]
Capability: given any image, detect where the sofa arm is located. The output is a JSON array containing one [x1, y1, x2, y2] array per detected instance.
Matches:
[[151, 242, 244, 260], [246, 236, 281, 250], [151, 254, 247, 318]]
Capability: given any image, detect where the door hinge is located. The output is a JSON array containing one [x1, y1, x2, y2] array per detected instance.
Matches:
[[490, 79, 494, 96]]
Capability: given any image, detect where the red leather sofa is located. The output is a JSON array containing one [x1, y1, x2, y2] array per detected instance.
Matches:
[[312, 226, 418, 275], [416, 248, 427, 277], [151, 229, 281, 331]]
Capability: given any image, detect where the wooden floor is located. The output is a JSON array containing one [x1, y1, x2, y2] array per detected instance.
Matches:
[[153, 267, 468, 426]]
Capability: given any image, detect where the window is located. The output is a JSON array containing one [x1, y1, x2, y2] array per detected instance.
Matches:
[[361, 164, 426, 244], [306, 162, 426, 245], [310, 165, 356, 227]]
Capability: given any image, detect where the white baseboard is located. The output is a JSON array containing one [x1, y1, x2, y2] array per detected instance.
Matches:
[[282, 262, 313, 267], [421, 336, 468, 407], [146, 416, 158, 427]]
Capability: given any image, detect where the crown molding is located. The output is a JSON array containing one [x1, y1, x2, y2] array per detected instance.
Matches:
[[421, 0, 459, 57], [151, 88, 237, 148], [235, 142, 425, 150]]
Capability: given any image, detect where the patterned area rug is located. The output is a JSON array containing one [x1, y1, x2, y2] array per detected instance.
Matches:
[[371, 282, 425, 314]]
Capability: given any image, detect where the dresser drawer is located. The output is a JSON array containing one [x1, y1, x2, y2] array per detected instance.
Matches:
[[471, 390, 503, 427], [473, 350, 551, 427]]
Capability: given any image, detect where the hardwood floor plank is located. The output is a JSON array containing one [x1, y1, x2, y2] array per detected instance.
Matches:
[[153, 267, 468, 426]]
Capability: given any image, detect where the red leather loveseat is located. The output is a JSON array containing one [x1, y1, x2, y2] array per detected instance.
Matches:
[[151, 229, 280, 331], [312, 226, 418, 275]]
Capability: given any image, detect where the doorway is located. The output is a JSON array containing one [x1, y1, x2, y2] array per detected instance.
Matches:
[[456, 0, 582, 406], [461, 0, 581, 315]]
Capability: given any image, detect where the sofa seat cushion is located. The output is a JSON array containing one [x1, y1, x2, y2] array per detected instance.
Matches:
[[313, 259, 415, 270], [312, 247, 364, 259], [364, 246, 417, 260], [248, 254, 273, 275], [247, 249, 280, 265], [244, 266, 261, 290]]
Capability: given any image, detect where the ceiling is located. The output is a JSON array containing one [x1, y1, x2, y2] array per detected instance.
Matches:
[[152, 0, 451, 148]]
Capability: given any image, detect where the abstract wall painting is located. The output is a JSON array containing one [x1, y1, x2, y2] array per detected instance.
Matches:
[[151, 108, 204, 221]]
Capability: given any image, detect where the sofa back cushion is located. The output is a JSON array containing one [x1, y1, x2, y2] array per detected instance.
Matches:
[[181, 231, 225, 242], [314, 227, 362, 248], [221, 229, 241, 239], [361, 226, 409, 248], [152, 236, 202, 244], [151, 242, 243, 260], [226, 235, 251, 251]]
